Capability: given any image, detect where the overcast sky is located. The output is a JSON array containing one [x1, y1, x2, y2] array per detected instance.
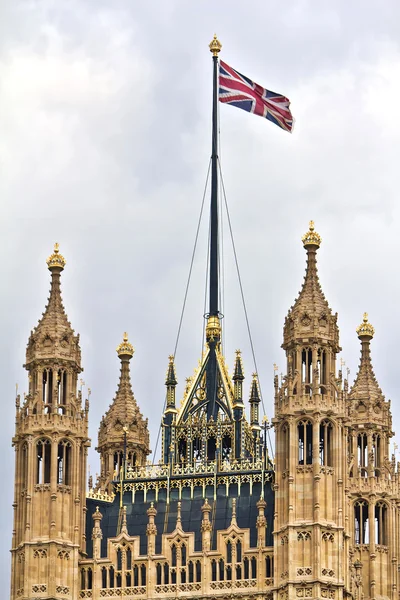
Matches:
[[2, 0, 400, 589]]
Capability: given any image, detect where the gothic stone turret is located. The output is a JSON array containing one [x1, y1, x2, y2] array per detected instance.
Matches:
[[347, 314, 398, 599], [97, 334, 150, 494], [11, 244, 90, 600], [274, 223, 348, 600]]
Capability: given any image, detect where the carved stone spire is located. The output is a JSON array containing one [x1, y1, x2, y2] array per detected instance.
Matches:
[[97, 333, 150, 491], [349, 314, 384, 403], [25, 243, 81, 369], [283, 222, 339, 352]]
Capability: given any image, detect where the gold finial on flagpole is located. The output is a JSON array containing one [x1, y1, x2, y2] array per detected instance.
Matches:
[[209, 34, 222, 56]]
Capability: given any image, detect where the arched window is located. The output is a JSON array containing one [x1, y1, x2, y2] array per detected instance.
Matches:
[[87, 568, 92, 590], [317, 348, 327, 389], [236, 540, 242, 562], [113, 452, 123, 478], [171, 544, 177, 567], [298, 421, 313, 464], [375, 502, 387, 545], [319, 421, 333, 466], [181, 543, 186, 567], [222, 434, 232, 461], [236, 565, 242, 579], [207, 436, 217, 461], [57, 440, 71, 485], [21, 443, 28, 489], [156, 564, 161, 585], [251, 556, 257, 578], [163, 563, 169, 585], [116, 548, 122, 571], [244, 557, 249, 579], [140, 564, 146, 586], [126, 573, 131, 587], [81, 569, 86, 590], [373, 434, 381, 472], [266, 555, 273, 578], [126, 547, 132, 570], [116, 573, 121, 588], [357, 434, 368, 477], [180, 568, 186, 583], [109, 566, 115, 588], [42, 369, 53, 410], [195, 560, 201, 582], [354, 500, 369, 544], [211, 560, 217, 582], [192, 437, 202, 462], [218, 559, 224, 581], [56, 369, 67, 414], [226, 565, 232, 581], [226, 540, 232, 563], [188, 561, 194, 583], [134, 564, 139, 586], [36, 439, 51, 484], [101, 567, 107, 588], [301, 348, 313, 391], [178, 438, 187, 463]]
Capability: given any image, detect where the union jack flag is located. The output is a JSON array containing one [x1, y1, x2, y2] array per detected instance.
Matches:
[[219, 60, 294, 133]]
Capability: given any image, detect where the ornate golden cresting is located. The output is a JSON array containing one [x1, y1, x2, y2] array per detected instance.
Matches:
[[209, 34, 222, 56], [117, 332, 134, 358], [46, 242, 66, 271], [302, 220, 321, 248], [356, 312, 375, 339]]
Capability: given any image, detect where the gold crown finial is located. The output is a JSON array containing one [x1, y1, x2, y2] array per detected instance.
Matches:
[[168, 354, 175, 363], [209, 34, 222, 56], [302, 220, 321, 248], [116, 332, 134, 358], [356, 313, 375, 339], [47, 242, 66, 271]]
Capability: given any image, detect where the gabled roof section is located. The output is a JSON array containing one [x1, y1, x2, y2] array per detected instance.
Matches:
[[349, 314, 384, 404], [176, 346, 235, 425]]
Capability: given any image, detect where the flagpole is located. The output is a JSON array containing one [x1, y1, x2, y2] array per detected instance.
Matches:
[[209, 34, 222, 317], [206, 34, 222, 422]]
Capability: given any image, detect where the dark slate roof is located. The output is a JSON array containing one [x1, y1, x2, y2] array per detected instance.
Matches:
[[86, 478, 274, 559]]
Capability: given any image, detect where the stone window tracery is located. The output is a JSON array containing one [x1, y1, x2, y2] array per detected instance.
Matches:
[[354, 500, 369, 544], [298, 421, 313, 465], [36, 438, 51, 484], [319, 420, 333, 466], [375, 501, 387, 545], [57, 440, 71, 485]]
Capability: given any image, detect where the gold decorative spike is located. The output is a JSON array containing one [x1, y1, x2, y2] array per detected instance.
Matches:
[[116, 332, 135, 357], [302, 220, 321, 248], [209, 34, 222, 56], [356, 313, 375, 339], [46, 242, 66, 270], [168, 355, 175, 363]]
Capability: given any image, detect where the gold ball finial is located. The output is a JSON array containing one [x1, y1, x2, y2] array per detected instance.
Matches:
[[209, 34, 222, 56], [116, 332, 134, 358], [302, 220, 321, 249], [47, 242, 66, 271], [356, 313, 375, 340]]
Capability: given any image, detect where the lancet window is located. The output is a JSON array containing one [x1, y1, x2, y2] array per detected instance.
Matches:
[[265, 555, 274, 578], [298, 420, 313, 465], [354, 500, 369, 544], [80, 568, 93, 590], [319, 420, 333, 466], [372, 434, 382, 474], [36, 438, 51, 484], [301, 348, 313, 393], [42, 369, 53, 411], [357, 434, 368, 477], [375, 502, 387, 545], [317, 349, 327, 390], [57, 440, 71, 485], [21, 443, 28, 489], [56, 369, 67, 413]]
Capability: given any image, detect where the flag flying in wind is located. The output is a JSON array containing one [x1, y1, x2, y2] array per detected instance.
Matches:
[[219, 60, 294, 133]]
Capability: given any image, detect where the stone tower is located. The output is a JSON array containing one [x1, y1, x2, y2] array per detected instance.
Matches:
[[347, 314, 399, 599], [97, 333, 150, 494], [273, 222, 348, 600], [10, 244, 90, 600]]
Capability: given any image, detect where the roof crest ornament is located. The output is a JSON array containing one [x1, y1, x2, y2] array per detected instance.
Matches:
[[356, 312, 375, 339], [302, 220, 321, 249], [47, 242, 66, 271], [209, 34, 222, 56], [117, 332, 135, 358]]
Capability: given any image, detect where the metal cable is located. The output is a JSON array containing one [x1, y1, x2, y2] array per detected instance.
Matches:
[[217, 158, 275, 459], [152, 159, 212, 464]]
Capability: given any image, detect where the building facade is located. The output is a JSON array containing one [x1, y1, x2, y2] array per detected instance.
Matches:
[[11, 224, 400, 600]]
